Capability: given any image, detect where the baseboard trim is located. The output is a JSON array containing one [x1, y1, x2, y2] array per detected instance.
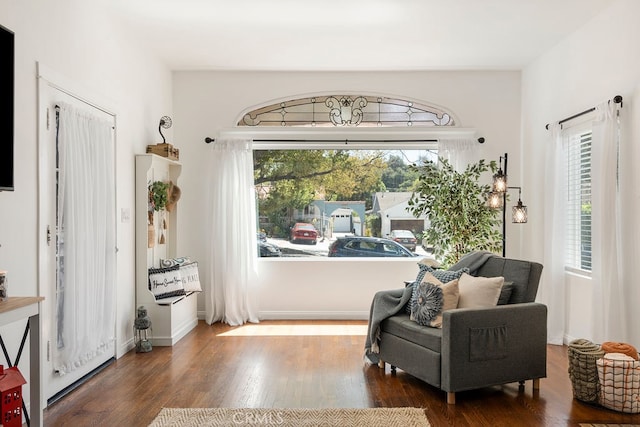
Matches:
[[258, 311, 369, 320], [152, 318, 198, 346], [118, 338, 135, 358]]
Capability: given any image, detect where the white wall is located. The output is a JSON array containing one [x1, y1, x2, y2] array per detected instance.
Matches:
[[173, 70, 523, 317], [521, 0, 640, 345], [0, 0, 172, 403]]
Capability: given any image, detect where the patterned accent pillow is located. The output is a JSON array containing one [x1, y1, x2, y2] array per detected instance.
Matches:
[[148, 265, 186, 300], [431, 266, 470, 283], [406, 263, 431, 314], [410, 282, 444, 326], [407, 265, 468, 314], [160, 256, 193, 268]]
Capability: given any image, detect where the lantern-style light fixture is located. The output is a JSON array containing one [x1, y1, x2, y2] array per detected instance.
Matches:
[[512, 192, 528, 224], [487, 152, 529, 256], [492, 154, 508, 193], [134, 306, 153, 353], [487, 191, 503, 209]]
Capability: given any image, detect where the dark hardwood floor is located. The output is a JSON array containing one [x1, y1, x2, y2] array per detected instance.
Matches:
[[43, 320, 640, 426]]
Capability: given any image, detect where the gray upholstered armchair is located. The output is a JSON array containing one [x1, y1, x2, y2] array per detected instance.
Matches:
[[375, 253, 546, 404]]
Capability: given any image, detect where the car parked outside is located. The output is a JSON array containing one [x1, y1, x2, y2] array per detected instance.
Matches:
[[389, 229, 418, 251], [328, 236, 417, 257], [290, 222, 318, 244], [258, 240, 282, 257]]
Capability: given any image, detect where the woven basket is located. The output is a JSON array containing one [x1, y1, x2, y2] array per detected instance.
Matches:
[[568, 339, 605, 403], [596, 354, 640, 413]]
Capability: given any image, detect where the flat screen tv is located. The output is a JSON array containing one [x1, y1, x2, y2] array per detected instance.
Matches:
[[0, 24, 14, 191]]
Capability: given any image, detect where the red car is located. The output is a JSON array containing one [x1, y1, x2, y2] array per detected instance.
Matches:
[[290, 222, 318, 244]]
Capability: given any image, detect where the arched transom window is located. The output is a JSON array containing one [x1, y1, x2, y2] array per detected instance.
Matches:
[[238, 95, 455, 127]]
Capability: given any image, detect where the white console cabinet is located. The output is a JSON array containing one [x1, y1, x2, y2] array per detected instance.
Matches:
[[135, 154, 197, 346]]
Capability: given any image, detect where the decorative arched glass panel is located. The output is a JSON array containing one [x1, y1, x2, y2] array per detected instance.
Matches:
[[238, 95, 455, 127]]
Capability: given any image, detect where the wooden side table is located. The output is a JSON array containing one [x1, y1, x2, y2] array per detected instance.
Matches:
[[0, 297, 44, 427]]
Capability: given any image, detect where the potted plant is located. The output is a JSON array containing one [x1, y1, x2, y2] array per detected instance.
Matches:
[[149, 181, 170, 212], [407, 157, 502, 267], [148, 181, 170, 246]]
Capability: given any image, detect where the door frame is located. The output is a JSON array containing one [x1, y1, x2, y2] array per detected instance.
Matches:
[[36, 62, 119, 406]]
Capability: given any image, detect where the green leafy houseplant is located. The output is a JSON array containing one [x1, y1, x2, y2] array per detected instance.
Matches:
[[407, 157, 502, 267], [149, 181, 170, 211]]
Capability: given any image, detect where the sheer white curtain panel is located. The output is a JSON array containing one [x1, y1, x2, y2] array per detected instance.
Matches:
[[206, 138, 259, 326], [590, 102, 627, 343], [540, 123, 567, 345], [438, 138, 480, 171], [55, 102, 116, 375]]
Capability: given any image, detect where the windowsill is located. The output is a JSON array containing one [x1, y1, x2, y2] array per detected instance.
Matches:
[[565, 266, 592, 279], [258, 256, 429, 262]]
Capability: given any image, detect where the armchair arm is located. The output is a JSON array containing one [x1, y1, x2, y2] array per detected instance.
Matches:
[[441, 302, 547, 393]]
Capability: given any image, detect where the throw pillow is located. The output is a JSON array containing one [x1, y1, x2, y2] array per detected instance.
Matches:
[[160, 256, 192, 268], [179, 261, 202, 292], [457, 273, 504, 308], [423, 272, 460, 328], [148, 265, 186, 300], [406, 263, 431, 314], [497, 281, 514, 305], [407, 265, 468, 314], [410, 281, 443, 326]]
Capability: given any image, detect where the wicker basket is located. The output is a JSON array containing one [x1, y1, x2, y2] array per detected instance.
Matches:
[[597, 354, 640, 413], [568, 339, 605, 403]]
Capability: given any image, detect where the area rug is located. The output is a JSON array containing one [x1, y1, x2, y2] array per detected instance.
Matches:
[[149, 407, 430, 427]]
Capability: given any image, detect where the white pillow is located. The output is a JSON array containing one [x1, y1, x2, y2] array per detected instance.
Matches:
[[457, 273, 504, 308], [179, 261, 202, 292], [148, 265, 186, 299]]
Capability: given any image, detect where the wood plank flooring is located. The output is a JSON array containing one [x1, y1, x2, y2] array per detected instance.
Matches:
[[43, 320, 640, 426]]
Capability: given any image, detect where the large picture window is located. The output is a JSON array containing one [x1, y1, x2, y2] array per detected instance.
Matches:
[[234, 93, 469, 260], [254, 148, 437, 258]]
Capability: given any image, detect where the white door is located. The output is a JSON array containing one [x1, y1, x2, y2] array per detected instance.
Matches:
[[37, 71, 117, 403]]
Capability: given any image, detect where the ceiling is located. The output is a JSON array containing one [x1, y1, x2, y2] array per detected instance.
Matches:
[[106, 0, 613, 71]]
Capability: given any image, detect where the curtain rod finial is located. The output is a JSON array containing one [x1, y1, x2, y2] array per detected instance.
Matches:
[[205, 137, 215, 144], [477, 137, 485, 144]]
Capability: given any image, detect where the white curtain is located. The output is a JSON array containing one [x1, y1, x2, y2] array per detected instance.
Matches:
[[590, 101, 626, 343], [206, 138, 259, 326], [438, 138, 480, 171], [55, 102, 116, 375], [539, 123, 567, 345]]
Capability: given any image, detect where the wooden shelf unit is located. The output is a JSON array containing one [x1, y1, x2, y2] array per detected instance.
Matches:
[[135, 154, 197, 346]]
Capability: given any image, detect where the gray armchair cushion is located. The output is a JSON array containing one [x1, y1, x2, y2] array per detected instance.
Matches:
[[382, 314, 443, 353]]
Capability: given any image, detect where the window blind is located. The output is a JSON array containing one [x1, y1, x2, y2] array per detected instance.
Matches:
[[565, 130, 592, 271]]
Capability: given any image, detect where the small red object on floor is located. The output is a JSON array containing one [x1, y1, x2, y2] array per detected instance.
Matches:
[[0, 365, 27, 427]]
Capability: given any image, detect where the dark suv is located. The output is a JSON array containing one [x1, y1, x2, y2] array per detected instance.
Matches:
[[328, 236, 417, 258]]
